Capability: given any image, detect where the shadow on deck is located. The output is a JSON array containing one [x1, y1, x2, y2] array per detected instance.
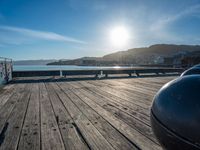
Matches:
[[0, 75, 177, 150]]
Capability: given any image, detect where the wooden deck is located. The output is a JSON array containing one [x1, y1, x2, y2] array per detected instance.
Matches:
[[0, 76, 177, 150]]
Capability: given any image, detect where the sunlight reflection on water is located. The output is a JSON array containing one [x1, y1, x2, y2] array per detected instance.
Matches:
[[13, 65, 133, 71]]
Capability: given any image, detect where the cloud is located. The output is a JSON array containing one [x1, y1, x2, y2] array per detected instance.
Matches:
[[141, 4, 200, 45], [68, 0, 107, 11], [0, 25, 86, 45], [151, 4, 200, 31]]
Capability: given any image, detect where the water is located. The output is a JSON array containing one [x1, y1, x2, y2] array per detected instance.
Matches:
[[13, 65, 134, 71]]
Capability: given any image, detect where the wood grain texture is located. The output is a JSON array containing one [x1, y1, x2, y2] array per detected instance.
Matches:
[[0, 83, 31, 150], [45, 82, 89, 150], [18, 83, 40, 150], [0, 76, 175, 150], [40, 83, 65, 150], [51, 83, 115, 150], [57, 82, 138, 150]]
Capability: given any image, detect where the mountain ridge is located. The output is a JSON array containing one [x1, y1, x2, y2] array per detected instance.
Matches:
[[47, 44, 200, 66], [14, 59, 57, 65]]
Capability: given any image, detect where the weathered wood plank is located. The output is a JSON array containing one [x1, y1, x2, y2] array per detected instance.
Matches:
[[72, 80, 152, 106], [82, 81, 153, 108], [0, 76, 175, 150], [86, 79, 158, 100], [68, 81, 151, 124], [82, 83, 150, 117], [66, 84, 158, 144], [79, 80, 158, 105], [39, 83, 65, 150], [18, 83, 40, 150], [50, 83, 115, 150], [0, 84, 15, 109], [57, 82, 139, 150], [100, 80, 156, 97], [0, 84, 31, 150], [100, 80, 159, 99], [45, 82, 89, 150], [60, 83, 162, 150], [98, 86, 153, 106], [117, 79, 162, 90], [0, 84, 26, 141], [139, 76, 175, 85]]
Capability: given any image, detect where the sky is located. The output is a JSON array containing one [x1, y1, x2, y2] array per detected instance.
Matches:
[[0, 0, 200, 60]]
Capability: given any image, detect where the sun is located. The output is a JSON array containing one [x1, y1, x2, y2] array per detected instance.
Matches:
[[110, 26, 130, 47]]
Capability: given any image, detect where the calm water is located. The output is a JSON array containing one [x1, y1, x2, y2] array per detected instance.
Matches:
[[13, 65, 134, 71]]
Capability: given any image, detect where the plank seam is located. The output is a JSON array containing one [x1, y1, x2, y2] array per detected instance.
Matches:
[[16, 85, 32, 150], [69, 83, 160, 147], [69, 87, 142, 150], [48, 82, 92, 150], [43, 83, 66, 150]]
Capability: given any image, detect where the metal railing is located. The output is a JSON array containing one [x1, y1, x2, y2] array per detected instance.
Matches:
[[12, 68, 184, 78], [0, 57, 13, 84]]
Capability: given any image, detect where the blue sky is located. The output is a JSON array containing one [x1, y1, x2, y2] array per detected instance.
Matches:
[[0, 0, 200, 60]]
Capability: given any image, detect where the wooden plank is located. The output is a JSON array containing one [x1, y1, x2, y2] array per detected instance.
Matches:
[[0, 84, 17, 110], [99, 100, 158, 144], [98, 77, 167, 92], [75, 81, 152, 109], [45, 82, 89, 150], [87, 79, 158, 95], [39, 83, 65, 150], [68, 81, 151, 123], [0, 84, 26, 138], [65, 84, 158, 144], [0, 83, 31, 150], [0, 76, 174, 150], [50, 83, 115, 150], [86, 79, 159, 101], [140, 76, 176, 84], [0, 84, 14, 95], [59, 82, 161, 150], [98, 86, 154, 105], [82, 84, 150, 117], [88, 81, 154, 107], [101, 80, 157, 97], [117, 79, 163, 90], [113, 80, 160, 93], [17, 83, 40, 150], [56, 82, 139, 150]]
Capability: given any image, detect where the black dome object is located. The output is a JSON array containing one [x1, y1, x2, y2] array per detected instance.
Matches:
[[181, 67, 200, 76], [151, 75, 200, 150], [193, 64, 200, 68]]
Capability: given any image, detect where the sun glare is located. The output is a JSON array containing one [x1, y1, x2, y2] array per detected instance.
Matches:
[[110, 26, 130, 47]]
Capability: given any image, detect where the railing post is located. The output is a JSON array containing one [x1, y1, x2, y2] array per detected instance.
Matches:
[[105, 73, 108, 78], [60, 70, 63, 77], [100, 70, 103, 76], [135, 72, 139, 77], [0, 57, 12, 84], [4, 59, 9, 83]]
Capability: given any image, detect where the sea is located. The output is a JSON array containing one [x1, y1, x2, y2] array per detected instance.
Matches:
[[13, 65, 134, 71]]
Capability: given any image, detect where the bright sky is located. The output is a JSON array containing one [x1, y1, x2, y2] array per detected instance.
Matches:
[[0, 0, 200, 60]]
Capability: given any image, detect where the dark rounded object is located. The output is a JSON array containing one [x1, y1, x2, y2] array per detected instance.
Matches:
[[193, 64, 200, 68], [151, 75, 200, 150], [181, 67, 200, 76]]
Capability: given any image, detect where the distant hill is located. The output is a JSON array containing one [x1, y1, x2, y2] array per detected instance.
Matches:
[[47, 44, 200, 67], [14, 59, 57, 65], [103, 44, 200, 60]]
